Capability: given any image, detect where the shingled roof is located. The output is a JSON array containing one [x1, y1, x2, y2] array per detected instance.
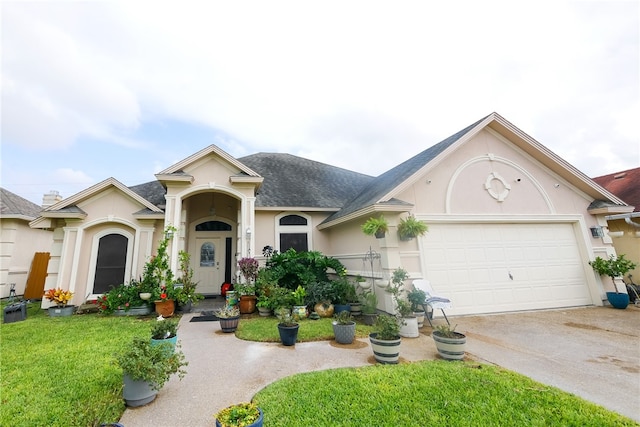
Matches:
[[238, 153, 373, 208], [0, 187, 43, 219], [593, 167, 639, 212], [129, 180, 168, 208], [323, 115, 488, 223]]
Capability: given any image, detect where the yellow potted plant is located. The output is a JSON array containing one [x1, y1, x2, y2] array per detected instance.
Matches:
[[44, 288, 75, 317]]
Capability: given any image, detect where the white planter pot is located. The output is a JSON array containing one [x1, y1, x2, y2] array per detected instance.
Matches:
[[414, 310, 425, 328], [432, 331, 466, 360], [399, 317, 419, 338], [369, 333, 401, 364]]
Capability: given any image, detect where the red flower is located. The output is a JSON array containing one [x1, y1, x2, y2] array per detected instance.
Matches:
[[160, 293, 167, 300]]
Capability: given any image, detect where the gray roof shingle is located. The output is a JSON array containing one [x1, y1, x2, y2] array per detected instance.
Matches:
[[238, 153, 373, 208], [0, 187, 42, 218]]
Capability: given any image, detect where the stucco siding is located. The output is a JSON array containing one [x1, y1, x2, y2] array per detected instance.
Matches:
[[0, 219, 52, 298]]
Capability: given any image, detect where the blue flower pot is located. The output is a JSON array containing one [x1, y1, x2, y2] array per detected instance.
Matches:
[[606, 292, 629, 309]]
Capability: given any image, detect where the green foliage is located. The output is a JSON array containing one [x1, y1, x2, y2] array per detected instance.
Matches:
[[396, 299, 413, 318], [216, 305, 240, 318], [590, 254, 638, 293], [253, 362, 636, 426], [407, 288, 427, 311], [373, 313, 400, 340], [333, 310, 353, 325], [236, 316, 373, 342], [175, 250, 203, 305], [114, 337, 187, 390], [266, 249, 346, 291], [150, 318, 179, 339], [361, 215, 389, 237], [359, 290, 378, 314], [330, 276, 357, 305], [276, 308, 298, 327], [140, 225, 177, 299], [305, 281, 334, 306], [97, 279, 151, 314], [291, 285, 307, 306], [215, 402, 261, 427], [397, 215, 428, 240], [433, 323, 462, 339]]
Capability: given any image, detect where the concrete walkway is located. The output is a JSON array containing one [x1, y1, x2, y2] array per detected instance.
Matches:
[[119, 304, 640, 426]]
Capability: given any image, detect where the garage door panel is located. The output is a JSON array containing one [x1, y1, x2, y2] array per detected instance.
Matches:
[[422, 222, 591, 315]]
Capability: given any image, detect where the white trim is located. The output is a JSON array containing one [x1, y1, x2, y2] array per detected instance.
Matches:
[[275, 212, 313, 252], [445, 154, 554, 214], [86, 228, 135, 300]]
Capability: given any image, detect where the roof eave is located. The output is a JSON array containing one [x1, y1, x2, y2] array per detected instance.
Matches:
[[318, 202, 413, 230]]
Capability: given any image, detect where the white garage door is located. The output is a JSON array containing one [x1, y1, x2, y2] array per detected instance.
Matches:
[[421, 222, 592, 315]]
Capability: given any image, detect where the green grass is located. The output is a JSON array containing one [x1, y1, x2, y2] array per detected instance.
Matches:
[[254, 361, 638, 426], [1, 301, 153, 427], [2, 304, 636, 426], [235, 316, 373, 342]]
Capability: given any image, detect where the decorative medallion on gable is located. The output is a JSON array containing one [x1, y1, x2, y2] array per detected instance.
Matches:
[[484, 172, 511, 202]]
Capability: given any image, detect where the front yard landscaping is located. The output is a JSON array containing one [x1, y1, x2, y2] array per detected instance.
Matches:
[[2, 301, 637, 426]]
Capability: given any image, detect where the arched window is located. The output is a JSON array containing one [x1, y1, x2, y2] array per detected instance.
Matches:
[[277, 213, 311, 252], [196, 221, 232, 231]]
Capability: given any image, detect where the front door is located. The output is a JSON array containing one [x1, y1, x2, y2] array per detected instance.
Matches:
[[194, 237, 225, 295]]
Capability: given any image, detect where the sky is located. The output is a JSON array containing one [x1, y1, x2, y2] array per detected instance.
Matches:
[[1, 1, 639, 205]]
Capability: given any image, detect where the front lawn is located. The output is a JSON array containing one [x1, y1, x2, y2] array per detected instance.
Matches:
[[1, 301, 152, 427], [254, 361, 637, 426], [2, 303, 636, 426]]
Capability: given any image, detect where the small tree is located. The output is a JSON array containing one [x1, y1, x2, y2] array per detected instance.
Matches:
[[589, 254, 637, 293]]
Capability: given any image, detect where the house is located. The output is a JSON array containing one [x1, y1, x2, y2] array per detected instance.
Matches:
[[592, 167, 640, 280], [28, 112, 631, 315], [0, 189, 58, 299]]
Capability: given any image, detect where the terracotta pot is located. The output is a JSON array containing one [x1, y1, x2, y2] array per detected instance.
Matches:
[[154, 300, 175, 317], [239, 295, 257, 314]]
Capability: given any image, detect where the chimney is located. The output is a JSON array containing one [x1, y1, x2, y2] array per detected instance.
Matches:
[[42, 190, 62, 208]]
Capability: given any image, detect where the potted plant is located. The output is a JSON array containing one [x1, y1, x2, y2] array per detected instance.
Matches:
[[361, 215, 389, 238], [397, 215, 428, 241], [235, 282, 258, 314], [256, 294, 273, 317], [276, 307, 299, 346], [360, 290, 378, 326], [407, 287, 427, 328], [396, 299, 419, 338], [306, 281, 334, 318], [115, 337, 188, 407], [215, 402, 264, 427], [237, 257, 259, 314], [216, 305, 241, 333], [332, 310, 356, 344], [369, 313, 401, 364], [175, 251, 203, 313], [140, 226, 177, 317], [291, 285, 307, 319], [432, 324, 466, 361], [331, 276, 353, 314], [44, 288, 75, 317], [150, 317, 179, 350], [589, 254, 638, 309]]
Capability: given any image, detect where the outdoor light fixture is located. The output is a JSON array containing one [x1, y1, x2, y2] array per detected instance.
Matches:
[[590, 226, 604, 238], [165, 229, 174, 239], [246, 227, 252, 239]]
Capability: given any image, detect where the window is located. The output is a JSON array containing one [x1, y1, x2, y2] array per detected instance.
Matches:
[[277, 213, 311, 252], [200, 242, 215, 267]]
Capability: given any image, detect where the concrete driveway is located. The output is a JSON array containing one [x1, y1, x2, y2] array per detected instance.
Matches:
[[453, 305, 640, 422]]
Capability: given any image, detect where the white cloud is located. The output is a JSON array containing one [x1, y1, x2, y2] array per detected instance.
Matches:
[[1, 0, 638, 186]]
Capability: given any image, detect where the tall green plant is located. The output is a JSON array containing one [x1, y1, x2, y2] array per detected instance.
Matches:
[[265, 249, 346, 290], [589, 254, 637, 293]]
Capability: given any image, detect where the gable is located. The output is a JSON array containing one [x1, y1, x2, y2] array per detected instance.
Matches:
[[321, 112, 629, 227]]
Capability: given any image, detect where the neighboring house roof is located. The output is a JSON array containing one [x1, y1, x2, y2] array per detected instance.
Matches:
[[0, 187, 42, 220], [592, 167, 639, 212], [238, 153, 374, 209]]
